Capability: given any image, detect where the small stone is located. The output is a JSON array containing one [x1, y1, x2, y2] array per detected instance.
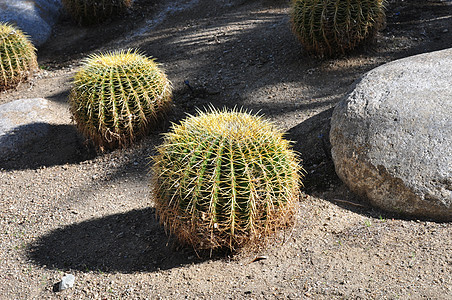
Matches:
[[59, 274, 75, 291]]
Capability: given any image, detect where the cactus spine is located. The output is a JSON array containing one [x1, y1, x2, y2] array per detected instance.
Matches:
[[0, 23, 37, 91], [290, 0, 386, 57], [69, 49, 172, 150], [152, 108, 302, 251]]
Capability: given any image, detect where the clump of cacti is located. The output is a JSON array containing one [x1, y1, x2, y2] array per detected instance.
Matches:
[[69, 49, 172, 150], [62, 0, 133, 25], [152, 108, 302, 251], [290, 0, 386, 57], [0, 23, 37, 91]]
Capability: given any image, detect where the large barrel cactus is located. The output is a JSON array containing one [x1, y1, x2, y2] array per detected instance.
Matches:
[[0, 23, 37, 91], [62, 0, 133, 25], [152, 108, 302, 251], [290, 0, 386, 57], [69, 49, 172, 150]]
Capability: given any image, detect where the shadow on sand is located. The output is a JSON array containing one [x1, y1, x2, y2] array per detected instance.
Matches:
[[0, 123, 96, 171], [27, 207, 210, 273]]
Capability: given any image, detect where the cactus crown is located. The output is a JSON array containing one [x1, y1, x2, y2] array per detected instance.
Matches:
[[0, 23, 37, 91], [152, 108, 302, 251], [62, 0, 133, 25], [291, 0, 386, 57], [69, 49, 172, 150]]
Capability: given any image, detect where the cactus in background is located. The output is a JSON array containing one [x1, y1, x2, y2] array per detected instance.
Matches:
[[152, 108, 302, 251], [69, 49, 172, 150], [61, 0, 133, 25], [0, 23, 37, 91], [290, 0, 386, 57]]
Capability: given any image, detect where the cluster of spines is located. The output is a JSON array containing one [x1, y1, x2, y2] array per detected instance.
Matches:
[[69, 49, 172, 150], [0, 23, 37, 90], [291, 0, 386, 57], [152, 108, 302, 251]]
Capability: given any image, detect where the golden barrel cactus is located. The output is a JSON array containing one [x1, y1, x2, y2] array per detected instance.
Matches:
[[69, 49, 172, 150], [0, 23, 37, 91], [290, 0, 386, 57], [152, 108, 302, 251], [62, 0, 133, 25]]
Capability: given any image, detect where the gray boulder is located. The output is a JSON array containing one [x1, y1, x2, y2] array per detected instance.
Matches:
[[330, 48, 452, 220], [0, 98, 67, 160], [0, 0, 62, 46]]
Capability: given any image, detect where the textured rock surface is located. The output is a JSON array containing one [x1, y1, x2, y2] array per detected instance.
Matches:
[[330, 48, 452, 220], [0, 98, 68, 160], [0, 0, 62, 46]]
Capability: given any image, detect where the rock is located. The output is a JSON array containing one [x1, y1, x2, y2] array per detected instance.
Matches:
[[330, 48, 452, 220], [59, 274, 75, 291], [0, 0, 62, 46], [0, 98, 68, 161]]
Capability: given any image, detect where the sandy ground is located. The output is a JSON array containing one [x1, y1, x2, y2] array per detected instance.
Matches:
[[0, 0, 451, 299]]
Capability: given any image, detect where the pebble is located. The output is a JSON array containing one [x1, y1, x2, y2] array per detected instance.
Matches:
[[59, 274, 75, 291]]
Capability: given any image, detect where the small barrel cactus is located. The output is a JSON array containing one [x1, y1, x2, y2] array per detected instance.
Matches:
[[69, 49, 172, 150], [152, 108, 302, 251], [290, 0, 386, 57], [0, 23, 37, 91], [62, 0, 133, 25]]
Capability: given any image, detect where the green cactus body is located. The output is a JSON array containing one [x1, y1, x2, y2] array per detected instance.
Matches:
[[69, 49, 172, 150], [152, 108, 302, 251], [0, 23, 37, 91], [62, 0, 132, 25], [290, 0, 386, 57]]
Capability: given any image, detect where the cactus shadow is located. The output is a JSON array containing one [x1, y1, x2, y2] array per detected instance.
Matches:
[[27, 207, 210, 273], [287, 107, 340, 194], [0, 123, 96, 171], [46, 88, 72, 103]]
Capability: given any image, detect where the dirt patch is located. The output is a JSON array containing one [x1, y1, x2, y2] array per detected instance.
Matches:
[[0, 0, 451, 298]]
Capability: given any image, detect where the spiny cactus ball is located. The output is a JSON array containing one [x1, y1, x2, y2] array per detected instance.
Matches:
[[69, 49, 172, 150], [152, 108, 302, 251], [62, 0, 133, 25], [0, 23, 37, 91], [290, 0, 386, 57]]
